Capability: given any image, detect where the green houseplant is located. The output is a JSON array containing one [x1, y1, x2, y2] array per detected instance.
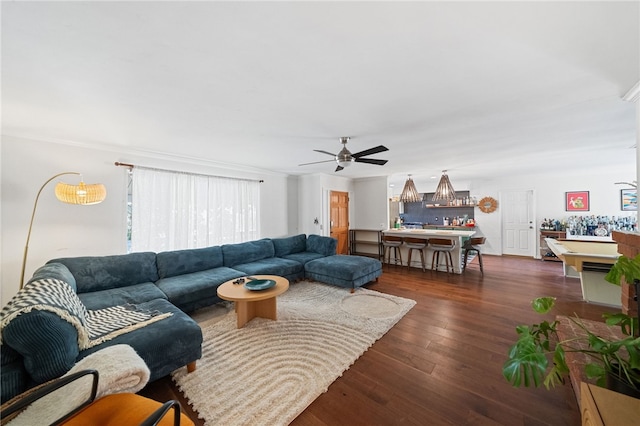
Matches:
[[502, 254, 640, 397]]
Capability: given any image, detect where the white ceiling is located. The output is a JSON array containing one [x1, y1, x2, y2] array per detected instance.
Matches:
[[2, 1, 639, 189]]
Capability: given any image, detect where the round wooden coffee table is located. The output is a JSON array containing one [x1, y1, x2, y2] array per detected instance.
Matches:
[[217, 275, 289, 328]]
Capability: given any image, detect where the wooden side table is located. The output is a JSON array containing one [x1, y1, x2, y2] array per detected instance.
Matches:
[[217, 275, 289, 328]]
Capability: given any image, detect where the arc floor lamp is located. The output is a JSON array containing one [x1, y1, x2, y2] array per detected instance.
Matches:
[[20, 172, 107, 288]]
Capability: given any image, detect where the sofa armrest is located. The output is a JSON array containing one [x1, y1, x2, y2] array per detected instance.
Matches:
[[2, 311, 80, 385], [28, 263, 77, 292]]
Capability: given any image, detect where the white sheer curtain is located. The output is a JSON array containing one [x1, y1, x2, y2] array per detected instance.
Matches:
[[130, 167, 260, 252]]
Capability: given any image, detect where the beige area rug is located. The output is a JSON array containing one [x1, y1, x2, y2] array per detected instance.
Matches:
[[172, 281, 416, 426]]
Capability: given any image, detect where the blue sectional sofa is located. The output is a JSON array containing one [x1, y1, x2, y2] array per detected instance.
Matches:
[[1, 233, 382, 403]]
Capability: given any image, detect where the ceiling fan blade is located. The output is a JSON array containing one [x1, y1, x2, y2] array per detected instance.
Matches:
[[335, 165, 344, 172], [352, 145, 388, 158], [355, 158, 388, 166], [313, 149, 337, 157], [299, 159, 336, 166]]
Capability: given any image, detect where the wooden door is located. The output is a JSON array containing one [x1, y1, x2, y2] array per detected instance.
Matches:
[[330, 191, 349, 255], [502, 190, 535, 257]]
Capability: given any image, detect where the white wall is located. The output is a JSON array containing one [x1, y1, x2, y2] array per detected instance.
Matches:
[[1, 136, 291, 303], [297, 174, 322, 236], [352, 176, 388, 230]]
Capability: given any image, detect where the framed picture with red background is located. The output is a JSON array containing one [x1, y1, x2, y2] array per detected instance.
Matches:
[[565, 191, 589, 211]]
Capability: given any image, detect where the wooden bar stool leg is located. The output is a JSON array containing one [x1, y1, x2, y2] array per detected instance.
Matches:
[[432, 251, 440, 272], [478, 251, 484, 275]]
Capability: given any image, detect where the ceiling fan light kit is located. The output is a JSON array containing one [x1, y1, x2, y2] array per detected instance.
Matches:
[[432, 170, 457, 201], [336, 140, 353, 168], [299, 136, 389, 172]]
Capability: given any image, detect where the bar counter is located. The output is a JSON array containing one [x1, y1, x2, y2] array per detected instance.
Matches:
[[383, 229, 476, 273]]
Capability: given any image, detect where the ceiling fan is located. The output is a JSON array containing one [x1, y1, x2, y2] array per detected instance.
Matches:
[[299, 137, 389, 172]]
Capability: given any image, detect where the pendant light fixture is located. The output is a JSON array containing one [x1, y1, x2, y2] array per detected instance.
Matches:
[[399, 174, 421, 203], [432, 170, 456, 201]]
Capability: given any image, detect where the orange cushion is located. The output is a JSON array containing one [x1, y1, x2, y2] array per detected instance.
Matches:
[[62, 393, 194, 426]]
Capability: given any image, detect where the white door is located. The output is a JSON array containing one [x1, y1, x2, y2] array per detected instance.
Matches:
[[502, 190, 535, 257]]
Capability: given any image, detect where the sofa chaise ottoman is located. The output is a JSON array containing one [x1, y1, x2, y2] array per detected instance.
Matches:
[[304, 254, 382, 292]]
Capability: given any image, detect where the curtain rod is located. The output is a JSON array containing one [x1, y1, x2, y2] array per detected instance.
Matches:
[[114, 162, 264, 183]]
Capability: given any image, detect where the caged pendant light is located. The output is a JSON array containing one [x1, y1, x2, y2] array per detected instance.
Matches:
[[399, 174, 421, 203], [432, 170, 456, 201]]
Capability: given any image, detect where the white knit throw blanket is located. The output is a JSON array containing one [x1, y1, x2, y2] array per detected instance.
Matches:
[[7, 344, 151, 426], [0, 278, 171, 349]]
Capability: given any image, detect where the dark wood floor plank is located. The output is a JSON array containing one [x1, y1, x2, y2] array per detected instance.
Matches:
[[141, 255, 616, 425]]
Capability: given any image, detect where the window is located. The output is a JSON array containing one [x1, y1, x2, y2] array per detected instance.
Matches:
[[129, 167, 260, 252]]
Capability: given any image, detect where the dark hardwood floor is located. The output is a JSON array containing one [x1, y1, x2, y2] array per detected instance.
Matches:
[[141, 255, 611, 425]]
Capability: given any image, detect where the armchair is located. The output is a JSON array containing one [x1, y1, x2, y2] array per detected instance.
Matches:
[[0, 370, 193, 426]]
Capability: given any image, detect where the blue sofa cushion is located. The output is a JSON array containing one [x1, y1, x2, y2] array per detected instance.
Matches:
[[48, 252, 158, 293], [78, 283, 167, 310], [77, 298, 203, 382], [306, 235, 338, 256], [155, 267, 245, 311], [28, 263, 77, 292], [272, 234, 307, 257], [156, 246, 224, 279], [231, 257, 303, 278], [222, 239, 275, 267], [2, 310, 79, 385], [280, 252, 325, 265]]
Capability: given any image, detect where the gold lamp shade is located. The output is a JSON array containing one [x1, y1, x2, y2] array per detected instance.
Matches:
[[55, 181, 107, 205], [432, 170, 456, 201]]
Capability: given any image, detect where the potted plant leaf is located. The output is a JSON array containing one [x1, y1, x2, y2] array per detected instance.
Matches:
[[502, 254, 640, 398]]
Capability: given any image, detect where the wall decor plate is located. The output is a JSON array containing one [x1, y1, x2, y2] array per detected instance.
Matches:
[[244, 279, 276, 291], [478, 197, 498, 213], [594, 227, 608, 237]]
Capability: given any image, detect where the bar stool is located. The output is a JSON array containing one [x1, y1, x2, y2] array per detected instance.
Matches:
[[463, 237, 486, 275], [429, 238, 456, 274], [404, 237, 427, 272], [382, 235, 403, 267]]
